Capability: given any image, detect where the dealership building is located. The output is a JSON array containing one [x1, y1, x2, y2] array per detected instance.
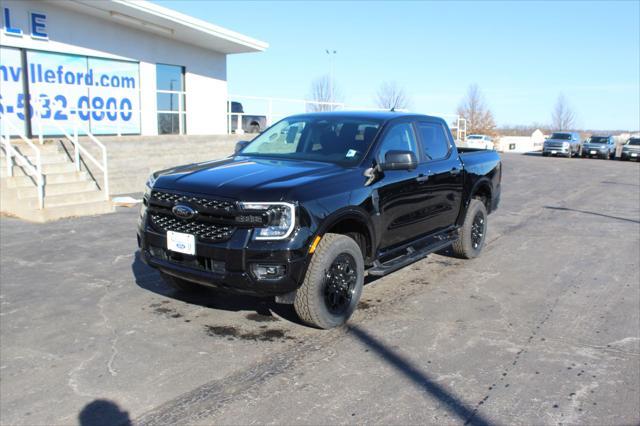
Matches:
[[0, 0, 268, 137]]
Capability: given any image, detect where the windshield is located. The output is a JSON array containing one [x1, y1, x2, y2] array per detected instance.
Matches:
[[550, 133, 572, 140], [239, 116, 382, 165], [589, 136, 608, 144], [628, 138, 640, 146]]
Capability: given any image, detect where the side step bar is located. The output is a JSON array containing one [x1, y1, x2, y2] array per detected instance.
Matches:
[[368, 239, 454, 277]]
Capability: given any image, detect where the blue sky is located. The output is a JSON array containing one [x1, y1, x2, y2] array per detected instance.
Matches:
[[157, 1, 639, 130]]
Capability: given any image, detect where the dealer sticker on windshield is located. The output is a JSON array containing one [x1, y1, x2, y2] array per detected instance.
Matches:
[[167, 231, 196, 255], [346, 149, 357, 158]]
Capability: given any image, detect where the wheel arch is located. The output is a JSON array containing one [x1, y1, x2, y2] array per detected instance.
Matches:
[[315, 207, 376, 264], [471, 179, 493, 213]]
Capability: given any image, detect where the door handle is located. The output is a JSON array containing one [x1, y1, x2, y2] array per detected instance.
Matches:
[[451, 167, 461, 175], [416, 174, 429, 182]]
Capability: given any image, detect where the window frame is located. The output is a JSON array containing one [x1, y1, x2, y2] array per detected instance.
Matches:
[[415, 119, 453, 163], [374, 120, 420, 165], [156, 63, 186, 135]]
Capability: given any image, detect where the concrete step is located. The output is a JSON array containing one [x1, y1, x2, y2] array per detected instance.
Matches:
[[5, 142, 62, 155], [24, 153, 72, 165], [18, 189, 107, 209], [16, 180, 98, 199], [0, 161, 75, 176], [1, 171, 89, 187], [3, 200, 114, 223], [41, 162, 76, 174], [0, 171, 89, 188]]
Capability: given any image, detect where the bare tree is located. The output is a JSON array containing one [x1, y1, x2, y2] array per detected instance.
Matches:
[[457, 84, 496, 135], [307, 74, 342, 112], [375, 81, 412, 110], [551, 94, 576, 131]]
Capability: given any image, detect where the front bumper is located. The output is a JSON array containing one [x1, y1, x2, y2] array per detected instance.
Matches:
[[621, 151, 639, 160], [582, 147, 609, 157], [137, 223, 313, 297], [543, 146, 571, 155]]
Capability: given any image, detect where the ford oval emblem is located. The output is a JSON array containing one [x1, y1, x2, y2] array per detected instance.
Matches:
[[172, 204, 196, 220]]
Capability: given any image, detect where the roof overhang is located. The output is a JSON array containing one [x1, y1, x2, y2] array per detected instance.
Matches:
[[50, 0, 268, 54]]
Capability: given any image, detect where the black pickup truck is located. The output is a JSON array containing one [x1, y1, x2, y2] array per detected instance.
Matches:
[[138, 112, 501, 329]]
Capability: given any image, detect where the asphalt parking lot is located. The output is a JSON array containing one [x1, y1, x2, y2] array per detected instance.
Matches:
[[1, 153, 639, 426]]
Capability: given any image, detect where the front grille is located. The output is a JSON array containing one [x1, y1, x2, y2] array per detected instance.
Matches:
[[152, 191, 236, 212], [150, 213, 236, 242], [545, 143, 566, 149], [147, 190, 241, 243]]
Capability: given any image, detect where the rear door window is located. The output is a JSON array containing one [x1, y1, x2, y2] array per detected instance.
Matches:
[[417, 122, 450, 160]]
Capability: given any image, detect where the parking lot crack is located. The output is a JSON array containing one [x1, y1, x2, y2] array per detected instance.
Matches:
[[96, 279, 120, 377]]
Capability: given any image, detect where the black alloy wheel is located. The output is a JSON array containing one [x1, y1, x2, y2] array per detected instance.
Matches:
[[471, 212, 486, 250], [323, 253, 358, 315]]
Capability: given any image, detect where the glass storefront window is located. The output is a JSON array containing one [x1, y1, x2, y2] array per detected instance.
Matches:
[[156, 64, 185, 135]]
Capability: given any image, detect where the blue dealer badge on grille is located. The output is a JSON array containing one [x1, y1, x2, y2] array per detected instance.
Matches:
[[172, 204, 196, 220]]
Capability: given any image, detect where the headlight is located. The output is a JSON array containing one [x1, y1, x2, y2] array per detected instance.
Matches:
[[240, 202, 296, 240], [562, 142, 569, 148], [144, 173, 157, 197]]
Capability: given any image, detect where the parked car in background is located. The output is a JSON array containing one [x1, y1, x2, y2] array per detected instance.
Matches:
[[619, 137, 640, 161], [582, 135, 616, 159], [138, 111, 502, 329], [228, 101, 267, 134], [465, 134, 494, 150], [542, 132, 581, 157]]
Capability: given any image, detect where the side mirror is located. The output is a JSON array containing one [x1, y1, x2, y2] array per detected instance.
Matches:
[[234, 140, 250, 154], [381, 150, 417, 171]]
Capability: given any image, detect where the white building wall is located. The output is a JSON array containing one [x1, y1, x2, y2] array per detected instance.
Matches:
[[0, 0, 228, 135]]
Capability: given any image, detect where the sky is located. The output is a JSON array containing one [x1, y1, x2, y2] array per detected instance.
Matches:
[[156, 0, 640, 130]]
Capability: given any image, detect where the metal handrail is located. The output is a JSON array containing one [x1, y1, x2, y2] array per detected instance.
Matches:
[[33, 99, 110, 200], [0, 113, 44, 209]]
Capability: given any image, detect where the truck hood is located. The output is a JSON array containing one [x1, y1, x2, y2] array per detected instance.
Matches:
[[152, 156, 354, 201]]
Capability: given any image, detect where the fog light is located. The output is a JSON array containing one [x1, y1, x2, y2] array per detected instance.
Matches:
[[251, 264, 286, 280]]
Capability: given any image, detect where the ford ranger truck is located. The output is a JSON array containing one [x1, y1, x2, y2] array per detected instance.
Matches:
[[137, 112, 502, 329]]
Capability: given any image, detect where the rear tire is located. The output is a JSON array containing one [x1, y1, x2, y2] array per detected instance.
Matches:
[[452, 199, 488, 259], [294, 233, 364, 329], [160, 272, 206, 293]]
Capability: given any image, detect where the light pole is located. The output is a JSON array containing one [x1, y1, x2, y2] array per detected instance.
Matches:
[[325, 49, 337, 110]]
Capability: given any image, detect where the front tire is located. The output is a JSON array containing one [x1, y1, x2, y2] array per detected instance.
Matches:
[[452, 199, 488, 259], [294, 233, 364, 329]]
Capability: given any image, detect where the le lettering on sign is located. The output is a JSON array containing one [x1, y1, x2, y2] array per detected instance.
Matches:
[[3, 7, 48, 40]]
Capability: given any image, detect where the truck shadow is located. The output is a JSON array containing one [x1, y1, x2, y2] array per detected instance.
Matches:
[[544, 206, 640, 224], [347, 325, 493, 425], [131, 251, 302, 324]]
